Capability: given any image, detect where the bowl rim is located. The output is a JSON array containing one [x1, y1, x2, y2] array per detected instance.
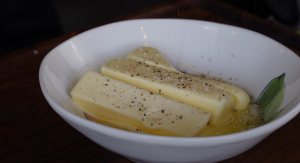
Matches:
[[39, 18, 300, 147]]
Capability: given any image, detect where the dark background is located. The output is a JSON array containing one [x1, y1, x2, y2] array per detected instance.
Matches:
[[1, 0, 299, 56]]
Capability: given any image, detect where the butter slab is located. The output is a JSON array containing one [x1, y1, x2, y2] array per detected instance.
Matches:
[[127, 47, 250, 110], [71, 71, 211, 137], [101, 59, 235, 125]]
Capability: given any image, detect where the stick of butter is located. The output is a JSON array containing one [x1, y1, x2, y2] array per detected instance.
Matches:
[[127, 47, 250, 110], [127, 47, 178, 72], [71, 71, 211, 137], [101, 59, 235, 125]]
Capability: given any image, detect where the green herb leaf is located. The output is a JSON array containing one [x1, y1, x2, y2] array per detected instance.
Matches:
[[257, 73, 285, 122]]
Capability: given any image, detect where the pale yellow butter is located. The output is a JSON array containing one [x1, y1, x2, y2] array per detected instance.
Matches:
[[71, 71, 211, 137], [127, 47, 250, 110], [76, 104, 148, 134], [127, 47, 177, 71], [101, 59, 235, 125]]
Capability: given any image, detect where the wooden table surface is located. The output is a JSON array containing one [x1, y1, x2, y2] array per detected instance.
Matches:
[[1, 0, 300, 162]]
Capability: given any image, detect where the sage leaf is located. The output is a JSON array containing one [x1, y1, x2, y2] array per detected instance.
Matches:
[[257, 73, 285, 122]]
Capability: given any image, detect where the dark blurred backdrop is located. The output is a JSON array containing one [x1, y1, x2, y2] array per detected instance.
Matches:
[[0, 0, 299, 56]]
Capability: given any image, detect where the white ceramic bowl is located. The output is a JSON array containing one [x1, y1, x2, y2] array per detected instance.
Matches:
[[39, 19, 300, 163]]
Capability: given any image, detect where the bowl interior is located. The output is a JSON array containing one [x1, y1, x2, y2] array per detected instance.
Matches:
[[40, 19, 300, 130]]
